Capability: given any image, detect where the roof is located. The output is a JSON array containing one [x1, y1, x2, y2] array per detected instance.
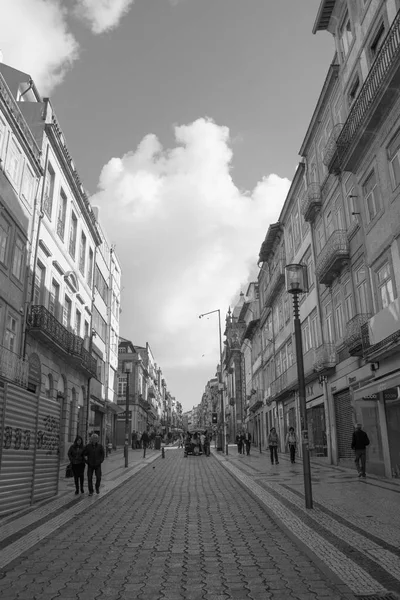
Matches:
[[258, 223, 283, 264], [312, 0, 336, 34]]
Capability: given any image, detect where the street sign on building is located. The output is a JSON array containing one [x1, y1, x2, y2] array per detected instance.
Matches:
[[117, 410, 132, 421]]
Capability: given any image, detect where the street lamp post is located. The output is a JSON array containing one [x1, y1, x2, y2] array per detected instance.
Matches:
[[199, 309, 226, 454], [123, 361, 133, 468], [285, 264, 313, 509]]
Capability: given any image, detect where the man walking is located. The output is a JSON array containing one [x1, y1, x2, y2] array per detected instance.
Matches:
[[83, 434, 105, 496], [351, 423, 370, 478], [141, 429, 149, 458], [244, 431, 252, 456]]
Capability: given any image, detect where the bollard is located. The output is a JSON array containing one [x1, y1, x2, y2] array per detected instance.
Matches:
[[226, 444, 228, 455], [161, 447, 165, 458]]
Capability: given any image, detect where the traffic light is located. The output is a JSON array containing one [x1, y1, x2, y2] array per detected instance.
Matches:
[[212, 412, 218, 424]]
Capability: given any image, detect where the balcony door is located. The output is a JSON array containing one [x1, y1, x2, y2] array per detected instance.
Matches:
[[48, 280, 60, 319], [63, 295, 72, 329]]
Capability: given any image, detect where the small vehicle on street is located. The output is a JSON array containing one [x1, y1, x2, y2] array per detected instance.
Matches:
[[184, 431, 203, 457]]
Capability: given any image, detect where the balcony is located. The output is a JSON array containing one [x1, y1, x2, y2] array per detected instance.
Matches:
[[28, 306, 97, 378], [315, 230, 350, 285], [263, 262, 285, 308], [0, 345, 29, 388], [271, 363, 297, 400], [343, 313, 371, 356], [29, 305, 73, 355], [361, 298, 400, 359], [337, 9, 400, 172], [313, 343, 337, 372], [148, 385, 157, 398], [301, 183, 322, 223], [322, 124, 343, 174]]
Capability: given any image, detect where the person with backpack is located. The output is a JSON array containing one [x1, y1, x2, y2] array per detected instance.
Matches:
[[351, 423, 370, 478], [285, 427, 297, 464]]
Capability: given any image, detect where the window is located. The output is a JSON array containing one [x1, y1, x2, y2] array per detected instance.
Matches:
[[334, 292, 344, 339], [340, 11, 353, 58], [370, 23, 385, 61], [315, 222, 326, 255], [12, 237, 25, 280], [348, 76, 360, 107], [0, 117, 5, 159], [118, 374, 127, 396], [0, 215, 10, 265], [355, 264, 369, 313], [281, 347, 288, 373], [278, 297, 284, 330], [79, 232, 86, 275], [344, 174, 358, 225], [284, 295, 290, 323], [377, 262, 395, 309], [33, 263, 45, 305], [75, 309, 82, 336], [49, 280, 60, 317], [87, 248, 94, 287], [56, 189, 67, 241], [302, 318, 313, 353], [92, 307, 107, 341], [310, 311, 320, 348], [344, 279, 354, 321], [68, 212, 77, 258], [84, 320, 89, 339], [287, 225, 293, 259], [5, 138, 22, 188], [387, 129, 400, 190], [21, 166, 35, 205], [324, 301, 334, 343], [287, 340, 294, 366], [95, 265, 108, 303], [293, 208, 301, 247], [336, 204, 345, 230], [325, 210, 334, 238], [363, 170, 381, 222], [63, 295, 72, 328], [4, 314, 18, 353], [43, 163, 55, 219]]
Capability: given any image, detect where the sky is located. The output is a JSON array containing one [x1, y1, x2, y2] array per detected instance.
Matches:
[[0, 0, 334, 412]]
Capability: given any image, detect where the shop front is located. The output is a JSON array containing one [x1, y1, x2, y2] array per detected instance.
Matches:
[[352, 371, 400, 479]]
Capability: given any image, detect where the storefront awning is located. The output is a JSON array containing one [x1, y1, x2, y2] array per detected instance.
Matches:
[[352, 372, 400, 402], [105, 400, 125, 414]]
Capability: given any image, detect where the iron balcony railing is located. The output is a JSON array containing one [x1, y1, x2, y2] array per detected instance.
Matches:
[[315, 230, 350, 285], [322, 124, 343, 172], [343, 313, 371, 354], [0, 345, 29, 388], [337, 8, 400, 163], [29, 305, 73, 354], [313, 343, 337, 372], [29, 306, 97, 377], [301, 183, 322, 222], [263, 261, 286, 307]]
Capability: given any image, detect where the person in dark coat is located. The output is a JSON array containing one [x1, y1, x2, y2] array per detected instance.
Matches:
[[141, 430, 150, 457], [351, 423, 370, 478], [236, 433, 243, 454], [68, 435, 86, 495], [244, 431, 252, 456], [82, 433, 105, 496]]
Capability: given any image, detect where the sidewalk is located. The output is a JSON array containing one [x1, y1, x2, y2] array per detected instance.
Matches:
[[215, 444, 400, 598]]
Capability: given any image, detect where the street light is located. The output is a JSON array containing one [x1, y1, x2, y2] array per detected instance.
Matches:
[[285, 263, 313, 509], [199, 309, 226, 454], [123, 361, 133, 467]]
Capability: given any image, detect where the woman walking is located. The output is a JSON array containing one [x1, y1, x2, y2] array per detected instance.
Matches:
[[268, 427, 279, 465], [68, 435, 86, 495], [285, 426, 297, 464]]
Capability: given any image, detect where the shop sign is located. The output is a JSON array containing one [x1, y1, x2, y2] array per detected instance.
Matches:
[[383, 387, 400, 402], [361, 394, 377, 400], [117, 410, 132, 421]]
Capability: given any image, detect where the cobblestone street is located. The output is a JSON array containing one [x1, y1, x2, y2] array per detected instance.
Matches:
[[0, 446, 399, 600]]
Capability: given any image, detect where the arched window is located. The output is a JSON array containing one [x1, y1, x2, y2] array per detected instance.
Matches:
[[44, 373, 53, 399]]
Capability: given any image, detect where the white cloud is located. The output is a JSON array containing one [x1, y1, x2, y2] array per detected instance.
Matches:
[[73, 0, 135, 34], [92, 118, 290, 380], [0, 0, 78, 94]]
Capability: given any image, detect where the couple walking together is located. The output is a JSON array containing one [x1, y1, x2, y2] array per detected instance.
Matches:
[[268, 427, 297, 465], [68, 433, 105, 496]]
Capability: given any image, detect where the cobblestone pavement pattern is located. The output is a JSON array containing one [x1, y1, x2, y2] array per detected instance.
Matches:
[[0, 449, 356, 600]]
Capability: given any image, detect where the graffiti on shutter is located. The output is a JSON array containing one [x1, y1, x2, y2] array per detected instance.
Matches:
[[33, 395, 62, 502], [0, 383, 37, 516], [334, 390, 354, 460]]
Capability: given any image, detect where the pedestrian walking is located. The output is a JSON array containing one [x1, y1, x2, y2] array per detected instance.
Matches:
[[285, 427, 297, 464], [236, 433, 243, 454], [203, 431, 210, 456], [67, 435, 86, 495], [131, 430, 137, 450], [141, 430, 149, 457], [268, 427, 279, 465], [351, 423, 370, 478], [244, 431, 252, 456], [82, 433, 105, 496]]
